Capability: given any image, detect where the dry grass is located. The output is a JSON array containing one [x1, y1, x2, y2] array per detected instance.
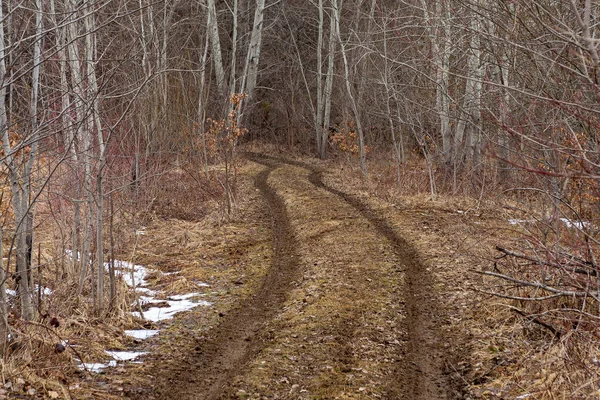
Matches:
[[4, 144, 598, 399], [313, 149, 600, 399]]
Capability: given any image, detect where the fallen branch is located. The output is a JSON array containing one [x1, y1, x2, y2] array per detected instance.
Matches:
[[507, 305, 562, 338], [472, 269, 588, 297], [473, 288, 566, 302], [496, 246, 598, 277]]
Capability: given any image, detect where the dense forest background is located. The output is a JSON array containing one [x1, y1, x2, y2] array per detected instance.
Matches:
[[1, 0, 600, 392]]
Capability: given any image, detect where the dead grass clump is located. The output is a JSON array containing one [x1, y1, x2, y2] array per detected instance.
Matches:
[[147, 166, 219, 222]]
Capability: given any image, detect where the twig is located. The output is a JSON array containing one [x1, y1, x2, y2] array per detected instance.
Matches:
[[473, 287, 566, 301], [472, 269, 588, 297], [496, 246, 598, 277], [507, 305, 562, 338]]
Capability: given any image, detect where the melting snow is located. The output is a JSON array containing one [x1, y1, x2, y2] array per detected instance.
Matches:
[[75, 255, 213, 372], [560, 218, 591, 230], [78, 361, 117, 373], [113, 260, 149, 288], [508, 219, 530, 225], [132, 298, 212, 322], [124, 329, 160, 340], [105, 350, 147, 361]]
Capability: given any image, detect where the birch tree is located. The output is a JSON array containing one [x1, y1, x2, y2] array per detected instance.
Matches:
[[453, 3, 484, 174], [207, 0, 226, 94], [0, 1, 43, 321], [334, 0, 367, 175], [239, 0, 266, 117], [420, 0, 452, 167]]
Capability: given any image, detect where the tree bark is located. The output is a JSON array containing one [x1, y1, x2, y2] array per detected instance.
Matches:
[[240, 0, 266, 115], [334, 0, 366, 176], [207, 0, 226, 94], [320, 0, 337, 159]]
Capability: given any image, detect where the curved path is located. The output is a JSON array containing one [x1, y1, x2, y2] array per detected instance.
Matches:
[[132, 154, 453, 399]]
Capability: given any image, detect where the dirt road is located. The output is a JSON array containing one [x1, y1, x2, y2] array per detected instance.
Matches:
[[129, 154, 455, 399]]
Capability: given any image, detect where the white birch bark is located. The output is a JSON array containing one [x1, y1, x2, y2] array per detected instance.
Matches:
[[83, 0, 107, 311], [198, 12, 211, 179], [421, 0, 451, 164], [0, 8, 14, 332], [229, 0, 239, 102], [454, 8, 484, 168], [315, 0, 325, 157], [65, 0, 93, 295], [492, 2, 514, 183], [320, 0, 337, 159], [0, 225, 8, 354], [334, 0, 366, 175], [207, 0, 226, 94], [50, 0, 80, 276], [240, 0, 266, 109]]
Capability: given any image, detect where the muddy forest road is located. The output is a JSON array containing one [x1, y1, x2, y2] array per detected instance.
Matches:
[[131, 154, 458, 400]]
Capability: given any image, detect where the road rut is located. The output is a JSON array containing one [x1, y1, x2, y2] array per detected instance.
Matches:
[[130, 154, 453, 399]]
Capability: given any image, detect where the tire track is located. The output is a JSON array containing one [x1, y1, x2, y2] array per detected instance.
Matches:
[[135, 160, 302, 400], [248, 152, 451, 399]]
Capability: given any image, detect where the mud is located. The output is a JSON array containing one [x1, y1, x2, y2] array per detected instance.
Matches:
[[251, 153, 451, 399], [130, 161, 302, 400], [129, 154, 456, 399]]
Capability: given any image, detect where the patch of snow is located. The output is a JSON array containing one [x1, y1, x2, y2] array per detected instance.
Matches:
[[560, 218, 591, 230], [35, 285, 52, 295], [515, 394, 532, 399], [138, 295, 157, 304], [78, 361, 117, 373], [6, 287, 51, 297], [105, 350, 147, 361], [162, 271, 180, 276], [65, 249, 81, 261], [112, 260, 149, 288], [194, 281, 210, 287], [76, 350, 147, 373], [132, 298, 212, 322], [136, 287, 157, 296], [124, 329, 159, 340], [508, 219, 530, 225]]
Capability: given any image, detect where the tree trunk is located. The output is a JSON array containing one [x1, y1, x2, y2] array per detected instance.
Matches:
[[207, 0, 226, 94], [334, 0, 367, 176], [0, 226, 8, 355], [454, 7, 484, 171], [315, 0, 325, 156], [240, 0, 266, 116], [320, 1, 337, 159], [421, 0, 451, 166]]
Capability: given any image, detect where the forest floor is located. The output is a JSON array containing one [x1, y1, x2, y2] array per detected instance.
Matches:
[[72, 151, 557, 399]]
